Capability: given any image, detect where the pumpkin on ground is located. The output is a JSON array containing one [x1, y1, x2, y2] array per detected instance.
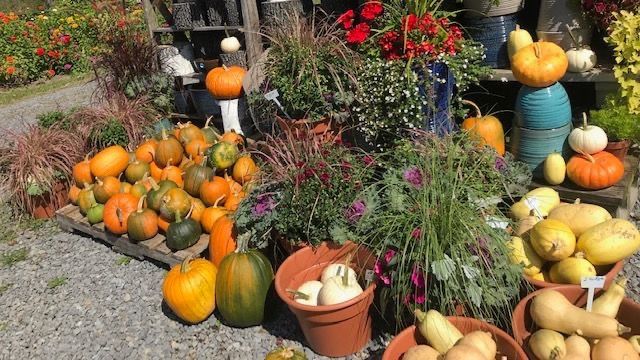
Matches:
[[215, 234, 274, 327], [232, 155, 258, 184], [224, 190, 245, 212], [103, 193, 138, 235], [566, 152, 624, 190], [162, 257, 217, 324], [201, 117, 220, 144], [209, 215, 237, 267], [160, 188, 192, 221], [120, 182, 132, 193], [567, 113, 607, 155], [185, 139, 209, 159], [201, 203, 229, 233], [78, 185, 96, 215], [200, 175, 231, 207], [179, 156, 196, 172], [205, 65, 247, 100], [184, 162, 214, 197], [160, 161, 184, 188], [511, 41, 568, 87], [127, 195, 158, 242], [460, 100, 505, 156], [166, 211, 202, 251], [135, 139, 158, 163], [190, 198, 206, 222], [130, 183, 147, 199], [207, 141, 238, 170], [147, 179, 178, 212], [220, 130, 244, 146], [149, 161, 163, 182], [225, 173, 243, 194], [93, 176, 121, 204], [86, 203, 104, 225], [178, 122, 205, 145], [68, 185, 81, 205], [125, 161, 150, 184], [73, 156, 93, 187], [158, 215, 171, 233], [155, 131, 184, 168], [89, 145, 129, 178]]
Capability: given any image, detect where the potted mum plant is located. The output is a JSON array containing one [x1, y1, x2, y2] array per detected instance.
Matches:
[[590, 95, 640, 161]]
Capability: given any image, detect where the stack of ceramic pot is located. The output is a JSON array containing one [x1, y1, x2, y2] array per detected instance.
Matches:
[[511, 82, 572, 178]]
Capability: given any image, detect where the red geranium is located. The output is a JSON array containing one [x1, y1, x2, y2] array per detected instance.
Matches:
[[35, 48, 45, 56], [47, 50, 60, 59], [346, 23, 371, 45], [402, 14, 418, 32], [6, 66, 15, 75], [46, 69, 55, 77], [360, 2, 383, 22], [337, 9, 355, 30]]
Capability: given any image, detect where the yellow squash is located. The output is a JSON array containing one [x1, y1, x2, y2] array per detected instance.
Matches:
[[507, 236, 544, 276], [576, 219, 640, 265], [530, 219, 576, 261], [549, 255, 596, 285], [508, 24, 533, 60], [510, 187, 560, 220], [528, 329, 566, 360], [543, 152, 566, 185], [547, 198, 612, 237], [403, 345, 439, 360], [414, 309, 463, 353]]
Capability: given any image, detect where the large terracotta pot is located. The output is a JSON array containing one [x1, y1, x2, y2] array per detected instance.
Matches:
[[605, 139, 631, 162], [524, 260, 624, 289], [29, 181, 68, 219], [383, 317, 527, 360], [274, 241, 376, 357], [512, 285, 640, 357]]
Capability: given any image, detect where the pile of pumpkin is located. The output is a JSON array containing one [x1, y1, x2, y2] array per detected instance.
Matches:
[[508, 187, 640, 284], [526, 286, 639, 359], [67, 120, 258, 258]]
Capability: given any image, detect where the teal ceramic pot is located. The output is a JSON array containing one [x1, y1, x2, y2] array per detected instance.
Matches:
[[515, 82, 572, 130], [511, 122, 572, 179]]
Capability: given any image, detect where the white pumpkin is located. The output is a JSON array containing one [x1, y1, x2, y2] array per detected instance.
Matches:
[[220, 36, 241, 54], [566, 46, 597, 73], [568, 113, 608, 155], [292, 280, 323, 306], [508, 24, 533, 61]]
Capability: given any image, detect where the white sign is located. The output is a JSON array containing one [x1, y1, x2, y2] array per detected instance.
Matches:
[[581, 275, 606, 312]]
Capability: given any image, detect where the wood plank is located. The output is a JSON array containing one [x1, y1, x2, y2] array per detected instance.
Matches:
[[155, 242, 173, 255], [240, 0, 262, 67], [140, 234, 166, 250], [487, 66, 616, 83], [152, 25, 244, 33], [142, 0, 158, 39], [174, 234, 209, 258]]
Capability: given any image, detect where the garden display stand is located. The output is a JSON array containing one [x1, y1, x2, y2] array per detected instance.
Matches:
[[55, 204, 209, 267]]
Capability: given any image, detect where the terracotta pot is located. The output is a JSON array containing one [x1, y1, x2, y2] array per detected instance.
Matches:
[[524, 260, 624, 290], [383, 317, 527, 360], [29, 181, 68, 219], [605, 139, 631, 162], [274, 241, 376, 357], [275, 116, 341, 143], [512, 285, 640, 357]]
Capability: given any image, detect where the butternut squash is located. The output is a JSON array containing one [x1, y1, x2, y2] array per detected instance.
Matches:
[[403, 345, 439, 360], [590, 277, 627, 318], [547, 198, 612, 237], [507, 236, 544, 276], [443, 344, 486, 360], [414, 309, 463, 353], [455, 331, 496, 360], [564, 335, 590, 359], [549, 255, 596, 285], [576, 219, 640, 265], [592, 336, 640, 360], [628, 335, 640, 353], [511, 187, 560, 221], [529, 289, 630, 338], [528, 329, 566, 360], [530, 219, 576, 261]]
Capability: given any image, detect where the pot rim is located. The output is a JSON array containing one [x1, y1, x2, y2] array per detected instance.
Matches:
[[524, 259, 623, 288]]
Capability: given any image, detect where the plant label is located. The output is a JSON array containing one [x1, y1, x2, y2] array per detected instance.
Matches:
[[264, 89, 293, 120], [524, 197, 541, 215], [581, 275, 605, 312], [365, 269, 374, 287]]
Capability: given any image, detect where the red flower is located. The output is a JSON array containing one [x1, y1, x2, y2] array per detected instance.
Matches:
[[47, 69, 55, 77], [35, 47, 45, 56], [47, 50, 60, 59], [360, 2, 383, 21], [117, 18, 127, 29], [59, 34, 71, 45], [5, 55, 14, 63], [8, 35, 16, 43], [346, 23, 370, 45], [402, 14, 418, 32], [337, 9, 355, 30], [6, 66, 15, 75], [594, 1, 606, 12]]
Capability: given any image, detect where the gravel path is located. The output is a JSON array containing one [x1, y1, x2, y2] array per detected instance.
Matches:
[[0, 79, 97, 134], [0, 223, 385, 360]]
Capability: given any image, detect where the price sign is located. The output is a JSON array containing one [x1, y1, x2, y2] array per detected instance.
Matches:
[[365, 269, 375, 287], [581, 276, 606, 312]]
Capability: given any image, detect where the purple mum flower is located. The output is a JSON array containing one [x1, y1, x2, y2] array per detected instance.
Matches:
[[345, 199, 367, 223], [251, 194, 276, 217], [494, 156, 507, 172], [403, 166, 426, 189]]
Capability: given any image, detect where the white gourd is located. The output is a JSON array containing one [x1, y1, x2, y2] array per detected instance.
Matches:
[[568, 113, 608, 155], [220, 36, 241, 54], [317, 266, 363, 306], [566, 46, 597, 73], [290, 280, 323, 306], [321, 263, 358, 284]]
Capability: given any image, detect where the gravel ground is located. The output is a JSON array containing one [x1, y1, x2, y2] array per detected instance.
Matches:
[[0, 222, 386, 360], [621, 204, 640, 303]]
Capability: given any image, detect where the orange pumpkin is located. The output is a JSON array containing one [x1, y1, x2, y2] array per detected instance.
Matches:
[[200, 203, 229, 234], [68, 185, 81, 205], [120, 182, 132, 193], [135, 139, 158, 163], [224, 173, 243, 194], [511, 41, 568, 88], [155, 131, 184, 168], [224, 190, 245, 211], [178, 122, 205, 145], [93, 176, 121, 204], [149, 161, 163, 181], [127, 195, 158, 242], [130, 183, 148, 198], [220, 130, 244, 146], [200, 175, 231, 206], [232, 155, 258, 184], [209, 215, 237, 267], [90, 145, 130, 178], [205, 65, 247, 100], [185, 139, 209, 159], [190, 198, 206, 222], [73, 156, 93, 187], [461, 100, 505, 156], [179, 156, 197, 171], [103, 193, 138, 235], [158, 215, 171, 233], [160, 161, 184, 188], [566, 152, 624, 190]]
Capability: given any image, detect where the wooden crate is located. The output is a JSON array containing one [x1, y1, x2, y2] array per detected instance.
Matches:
[[530, 153, 639, 219], [55, 204, 209, 267]]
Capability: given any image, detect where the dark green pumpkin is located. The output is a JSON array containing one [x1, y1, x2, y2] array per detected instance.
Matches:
[[183, 164, 214, 197], [147, 179, 178, 211], [215, 239, 274, 328], [86, 204, 104, 225], [166, 214, 202, 251], [202, 118, 220, 144]]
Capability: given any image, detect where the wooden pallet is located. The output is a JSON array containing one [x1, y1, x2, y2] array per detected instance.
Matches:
[[530, 153, 639, 219], [55, 204, 209, 267]]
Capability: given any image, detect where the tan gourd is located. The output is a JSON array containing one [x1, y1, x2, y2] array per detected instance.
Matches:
[[515, 210, 543, 236], [547, 198, 611, 237], [592, 337, 640, 360], [564, 335, 590, 359], [530, 219, 576, 261], [414, 309, 463, 353], [403, 345, 439, 360], [443, 344, 486, 360], [590, 277, 627, 318], [455, 331, 496, 360], [549, 254, 596, 285], [529, 329, 566, 360], [628, 335, 640, 353], [507, 236, 545, 276], [530, 289, 631, 338]]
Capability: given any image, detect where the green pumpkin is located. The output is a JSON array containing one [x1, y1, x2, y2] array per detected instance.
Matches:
[[201, 118, 220, 144], [207, 142, 238, 170], [183, 163, 214, 197], [166, 213, 202, 251], [147, 179, 178, 211], [265, 347, 308, 360], [124, 161, 150, 184], [215, 236, 274, 327], [87, 204, 104, 225]]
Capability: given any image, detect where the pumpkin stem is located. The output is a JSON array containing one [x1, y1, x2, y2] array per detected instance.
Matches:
[[461, 99, 482, 118], [180, 255, 192, 274], [205, 116, 213, 129], [116, 207, 123, 226], [584, 153, 596, 163], [213, 195, 225, 208], [222, 64, 228, 71], [574, 198, 581, 205], [565, 24, 580, 48], [515, 24, 520, 31], [581, 112, 588, 130], [223, 22, 230, 38], [95, 176, 103, 185], [136, 195, 146, 212], [534, 42, 541, 59], [148, 177, 159, 191], [342, 253, 354, 287], [185, 203, 194, 219], [286, 289, 309, 300], [201, 156, 208, 166]]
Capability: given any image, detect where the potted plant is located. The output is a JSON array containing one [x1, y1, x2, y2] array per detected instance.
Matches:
[[590, 95, 640, 161], [581, 0, 638, 35], [461, 0, 524, 17], [607, 10, 640, 116], [0, 125, 84, 218]]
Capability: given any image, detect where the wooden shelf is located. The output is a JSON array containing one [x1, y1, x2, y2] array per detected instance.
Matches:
[[152, 25, 244, 34], [178, 72, 204, 85], [484, 66, 616, 83]]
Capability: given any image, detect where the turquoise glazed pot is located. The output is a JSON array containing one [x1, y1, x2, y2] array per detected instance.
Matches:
[[515, 82, 572, 130], [511, 122, 572, 179]]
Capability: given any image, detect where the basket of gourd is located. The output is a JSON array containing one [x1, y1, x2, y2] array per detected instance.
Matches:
[[507, 187, 639, 289], [382, 310, 527, 360], [512, 284, 640, 359]]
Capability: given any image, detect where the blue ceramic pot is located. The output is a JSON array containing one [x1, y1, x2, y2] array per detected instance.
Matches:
[[463, 14, 518, 68], [515, 82, 572, 130], [511, 122, 572, 178], [417, 62, 457, 136]]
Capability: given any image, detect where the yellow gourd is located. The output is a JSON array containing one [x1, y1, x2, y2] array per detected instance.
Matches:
[[507, 236, 544, 276], [628, 335, 640, 353], [530, 289, 631, 338], [544, 152, 566, 185], [511, 187, 560, 220], [530, 219, 576, 261], [529, 271, 551, 282], [455, 331, 496, 360], [564, 334, 590, 359], [576, 219, 640, 265], [528, 329, 566, 360], [547, 198, 612, 237], [592, 337, 640, 360], [515, 210, 543, 236], [414, 309, 463, 353], [508, 24, 533, 60], [591, 277, 627, 318], [443, 344, 486, 360], [403, 345, 439, 360], [549, 255, 596, 285]]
